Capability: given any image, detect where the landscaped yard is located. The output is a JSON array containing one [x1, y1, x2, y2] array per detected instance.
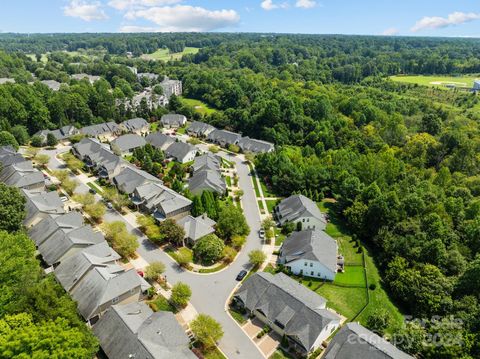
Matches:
[[180, 97, 217, 116], [274, 227, 286, 246], [259, 178, 275, 197], [141, 47, 200, 61], [148, 294, 177, 313], [266, 199, 278, 214], [333, 265, 366, 286], [315, 283, 367, 320], [229, 308, 247, 325]]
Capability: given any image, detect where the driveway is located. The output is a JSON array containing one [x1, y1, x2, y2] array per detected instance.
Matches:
[[39, 142, 266, 359]]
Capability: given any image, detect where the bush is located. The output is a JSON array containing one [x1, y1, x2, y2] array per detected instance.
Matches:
[[145, 261, 166, 282], [222, 246, 237, 263], [193, 234, 225, 265], [30, 135, 43, 147], [170, 282, 192, 308], [369, 283, 377, 290], [231, 235, 246, 249], [248, 249, 266, 268]]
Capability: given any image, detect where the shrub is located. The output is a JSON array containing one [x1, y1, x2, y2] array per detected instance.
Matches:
[[369, 283, 377, 290], [145, 261, 166, 282], [231, 235, 246, 249], [193, 234, 225, 265], [170, 282, 191, 308]]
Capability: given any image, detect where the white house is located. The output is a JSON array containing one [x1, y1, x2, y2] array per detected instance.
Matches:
[[165, 142, 197, 164], [274, 194, 327, 231]]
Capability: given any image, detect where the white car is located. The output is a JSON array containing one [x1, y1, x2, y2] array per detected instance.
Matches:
[[259, 229, 265, 239], [60, 196, 68, 202]]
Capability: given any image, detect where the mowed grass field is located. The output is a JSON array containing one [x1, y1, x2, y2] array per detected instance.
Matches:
[[141, 47, 200, 61], [180, 97, 217, 115], [390, 74, 479, 89]]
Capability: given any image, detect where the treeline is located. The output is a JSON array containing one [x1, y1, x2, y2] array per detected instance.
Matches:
[[0, 184, 97, 357]]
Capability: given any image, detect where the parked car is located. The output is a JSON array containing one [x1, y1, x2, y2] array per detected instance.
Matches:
[[89, 188, 96, 194], [236, 270, 248, 281], [60, 196, 68, 202], [259, 229, 265, 239], [106, 202, 113, 210]]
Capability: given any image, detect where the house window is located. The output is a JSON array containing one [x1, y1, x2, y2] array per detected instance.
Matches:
[[304, 262, 308, 266], [302, 218, 305, 222], [307, 218, 309, 222], [311, 271, 314, 276], [310, 263, 313, 267], [318, 273, 321, 276], [112, 297, 119, 304]]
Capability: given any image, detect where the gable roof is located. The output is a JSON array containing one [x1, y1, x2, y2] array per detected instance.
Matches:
[[121, 118, 149, 132], [280, 230, 338, 273], [324, 322, 413, 359], [177, 214, 216, 242], [275, 194, 326, 228], [73, 137, 104, 158], [111, 134, 146, 153], [188, 169, 226, 195], [164, 142, 197, 161], [161, 114, 186, 127], [113, 166, 162, 194], [0, 147, 25, 168], [28, 211, 84, 246], [93, 302, 196, 359], [54, 242, 121, 292], [238, 136, 274, 153], [23, 190, 65, 224], [50, 125, 78, 140], [207, 129, 241, 145], [132, 182, 192, 217], [234, 272, 339, 352], [37, 224, 106, 265], [192, 153, 221, 172], [187, 121, 216, 136], [81, 122, 120, 137], [145, 132, 175, 150], [71, 267, 147, 320], [41, 80, 62, 91], [0, 161, 45, 189]]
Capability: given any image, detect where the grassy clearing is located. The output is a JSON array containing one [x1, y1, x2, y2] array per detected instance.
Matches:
[[141, 47, 200, 61], [180, 97, 217, 116], [390, 74, 478, 89]]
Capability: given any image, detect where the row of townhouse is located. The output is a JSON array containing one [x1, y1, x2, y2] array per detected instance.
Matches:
[[0, 146, 46, 191], [186, 120, 275, 154], [0, 146, 196, 359], [188, 152, 226, 196]]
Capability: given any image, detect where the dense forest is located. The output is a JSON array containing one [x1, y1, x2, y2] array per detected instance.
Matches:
[[1, 33, 480, 358]]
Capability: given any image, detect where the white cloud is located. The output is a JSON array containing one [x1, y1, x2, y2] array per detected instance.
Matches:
[[124, 5, 240, 32], [261, 0, 288, 11], [382, 28, 399, 36], [108, 0, 181, 11], [295, 0, 316, 9], [411, 11, 480, 32], [63, 0, 108, 21]]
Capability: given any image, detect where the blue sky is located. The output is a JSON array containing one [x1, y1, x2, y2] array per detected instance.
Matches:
[[1, 0, 480, 36]]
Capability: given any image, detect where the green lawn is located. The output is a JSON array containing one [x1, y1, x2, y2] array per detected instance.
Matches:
[[334, 265, 366, 286], [269, 349, 296, 359], [198, 262, 228, 273], [274, 227, 286, 246], [86, 181, 103, 193], [229, 309, 247, 325], [148, 294, 177, 313], [390, 74, 478, 89], [177, 126, 186, 135], [180, 97, 217, 115], [258, 200, 265, 214], [316, 283, 367, 320], [150, 122, 160, 132], [225, 175, 232, 187], [266, 199, 278, 213], [141, 47, 200, 61], [251, 173, 261, 198], [259, 178, 275, 197]]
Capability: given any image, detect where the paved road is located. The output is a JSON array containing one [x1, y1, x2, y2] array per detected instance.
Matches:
[[38, 144, 265, 359]]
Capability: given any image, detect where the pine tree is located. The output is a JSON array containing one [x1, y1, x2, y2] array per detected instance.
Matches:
[[191, 196, 205, 217]]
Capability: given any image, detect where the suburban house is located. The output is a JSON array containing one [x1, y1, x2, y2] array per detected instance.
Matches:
[[278, 229, 343, 281], [188, 170, 226, 196], [137, 73, 159, 82], [177, 214, 216, 245], [28, 211, 84, 247], [192, 153, 222, 172], [54, 242, 121, 293], [71, 73, 101, 84], [238, 137, 275, 154], [70, 266, 149, 323], [207, 129, 241, 148], [113, 166, 162, 195], [323, 322, 413, 359], [0, 78, 15, 84], [22, 189, 66, 227], [110, 134, 146, 155], [0, 161, 45, 190], [145, 132, 175, 150], [41, 79, 62, 91], [34, 125, 79, 143], [165, 141, 197, 164], [80, 122, 121, 141], [187, 121, 216, 138], [93, 302, 196, 359], [160, 77, 182, 98], [274, 194, 327, 231], [127, 89, 168, 110], [233, 272, 341, 355], [131, 182, 192, 221], [37, 224, 106, 266], [161, 114, 187, 129], [120, 118, 150, 135], [0, 146, 25, 168], [72, 137, 105, 159]]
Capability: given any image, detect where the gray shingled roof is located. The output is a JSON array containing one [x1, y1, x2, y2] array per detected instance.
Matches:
[[207, 129, 241, 146], [145, 132, 175, 150], [54, 242, 121, 292], [238, 136, 274, 153], [177, 214, 216, 242], [111, 134, 146, 153], [28, 211, 84, 246], [93, 302, 196, 359], [71, 74, 101, 83], [121, 118, 149, 132], [188, 169, 226, 195], [37, 224, 106, 265], [72, 137, 104, 159], [275, 194, 326, 228], [187, 121, 216, 137], [0, 161, 45, 189], [81, 122, 120, 137], [164, 142, 197, 162], [192, 153, 221, 172], [41, 80, 62, 91], [0, 146, 25, 168], [234, 272, 339, 352], [132, 182, 192, 217], [324, 322, 413, 359], [113, 166, 162, 194], [50, 125, 78, 141], [23, 190, 65, 225], [71, 267, 147, 320], [279, 230, 338, 273], [161, 114, 186, 127]]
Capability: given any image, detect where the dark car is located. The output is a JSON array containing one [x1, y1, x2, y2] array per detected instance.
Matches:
[[89, 188, 96, 194], [236, 270, 248, 281]]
